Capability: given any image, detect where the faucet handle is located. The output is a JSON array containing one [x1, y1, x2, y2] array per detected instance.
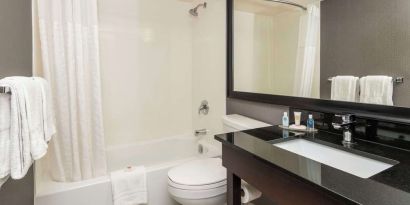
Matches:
[[335, 114, 354, 123]]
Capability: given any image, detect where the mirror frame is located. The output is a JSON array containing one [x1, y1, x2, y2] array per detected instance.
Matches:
[[226, 0, 410, 124]]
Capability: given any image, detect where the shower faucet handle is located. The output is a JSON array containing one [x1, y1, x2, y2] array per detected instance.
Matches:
[[198, 100, 209, 115]]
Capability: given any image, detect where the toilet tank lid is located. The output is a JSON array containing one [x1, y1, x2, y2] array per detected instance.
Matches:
[[168, 158, 226, 186], [222, 114, 271, 130]]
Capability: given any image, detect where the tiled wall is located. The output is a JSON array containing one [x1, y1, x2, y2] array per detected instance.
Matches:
[[99, 0, 195, 146], [191, 0, 227, 142], [99, 0, 227, 146]]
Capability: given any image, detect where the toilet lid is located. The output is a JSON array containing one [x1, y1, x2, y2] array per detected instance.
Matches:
[[168, 158, 226, 186]]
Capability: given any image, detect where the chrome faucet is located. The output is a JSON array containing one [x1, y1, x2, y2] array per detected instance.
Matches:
[[332, 114, 356, 145], [198, 100, 210, 115], [195, 128, 209, 136]]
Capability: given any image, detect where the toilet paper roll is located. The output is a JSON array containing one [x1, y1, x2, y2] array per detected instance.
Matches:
[[241, 181, 262, 203]]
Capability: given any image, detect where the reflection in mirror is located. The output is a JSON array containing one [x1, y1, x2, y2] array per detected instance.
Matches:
[[234, 0, 320, 98], [233, 0, 410, 107]]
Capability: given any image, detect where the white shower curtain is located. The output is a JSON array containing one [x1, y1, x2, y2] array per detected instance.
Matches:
[[293, 4, 320, 97], [35, 0, 107, 181]]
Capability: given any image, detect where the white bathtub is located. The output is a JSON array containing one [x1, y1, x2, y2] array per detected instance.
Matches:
[[34, 135, 221, 205]]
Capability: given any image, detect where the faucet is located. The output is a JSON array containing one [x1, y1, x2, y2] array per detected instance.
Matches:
[[195, 128, 209, 136], [198, 100, 210, 115], [332, 114, 356, 145]]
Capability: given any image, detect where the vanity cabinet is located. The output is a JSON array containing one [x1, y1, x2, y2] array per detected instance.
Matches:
[[222, 144, 355, 205]]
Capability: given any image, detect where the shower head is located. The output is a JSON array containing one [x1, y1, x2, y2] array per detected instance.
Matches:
[[189, 2, 207, 17]]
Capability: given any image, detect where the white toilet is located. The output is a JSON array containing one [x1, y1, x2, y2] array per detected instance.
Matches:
[[168, 158, 227, 205], [167, 115, 271, 205]]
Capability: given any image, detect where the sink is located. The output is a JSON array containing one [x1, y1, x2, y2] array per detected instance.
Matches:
[[274, 139, 394, 178]]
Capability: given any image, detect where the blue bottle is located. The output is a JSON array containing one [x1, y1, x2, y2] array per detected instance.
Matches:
[[307, 114, 315, 131]]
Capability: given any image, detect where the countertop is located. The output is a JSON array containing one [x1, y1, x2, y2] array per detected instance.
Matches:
[[215, 126, 410, 205]]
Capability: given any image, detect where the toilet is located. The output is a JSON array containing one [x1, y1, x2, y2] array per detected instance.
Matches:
[[168, 158, 227, 205], [168, 115, 271, 205]]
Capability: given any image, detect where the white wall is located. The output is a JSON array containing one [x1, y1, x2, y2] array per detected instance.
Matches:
[[191, 0, 227, 142], [99, 0, 195, 146], [99, 0, 226, 146]]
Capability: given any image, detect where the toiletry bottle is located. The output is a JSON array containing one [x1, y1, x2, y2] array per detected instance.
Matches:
[[282, 130, 289, 138], [307, 114, 314, 131], [282, 112, 289, 127]]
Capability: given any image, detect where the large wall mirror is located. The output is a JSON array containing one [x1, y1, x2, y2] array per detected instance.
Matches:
[[228, 0, 410, 121]]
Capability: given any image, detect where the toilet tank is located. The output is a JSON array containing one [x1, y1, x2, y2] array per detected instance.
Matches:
[[222, 114, 271, 133]]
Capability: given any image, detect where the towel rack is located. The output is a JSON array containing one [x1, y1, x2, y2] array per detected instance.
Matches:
[[0, 86, 11, 94], [327, 76, 404, 84]]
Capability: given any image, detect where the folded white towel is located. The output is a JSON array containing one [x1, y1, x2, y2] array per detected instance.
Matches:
[[331, 76, 359, 102], [360, 76, 393, 106], [111, 166, 148, 205]]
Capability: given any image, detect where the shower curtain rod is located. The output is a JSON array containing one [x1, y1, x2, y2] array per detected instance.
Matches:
[[264, 0, 307, 11]]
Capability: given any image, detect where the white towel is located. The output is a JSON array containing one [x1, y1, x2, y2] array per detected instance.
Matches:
[[111, 166, 148, 205], [330, 76, 359, 102], [0, 78, 32, 179], [360, 76, 393, 106], [0, 93, 11, 178], [0, 175, 9, 190], [0, 77, 55, 180]]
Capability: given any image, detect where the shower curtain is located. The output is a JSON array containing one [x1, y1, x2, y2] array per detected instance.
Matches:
[[34, 0, 107, 181], [293, 4, 320, 97]]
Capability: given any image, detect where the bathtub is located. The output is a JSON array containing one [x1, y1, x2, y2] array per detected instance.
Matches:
[[34, 135, 221, 205]]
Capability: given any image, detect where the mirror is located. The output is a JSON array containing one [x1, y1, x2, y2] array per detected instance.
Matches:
[[232, 0, 410, 107]]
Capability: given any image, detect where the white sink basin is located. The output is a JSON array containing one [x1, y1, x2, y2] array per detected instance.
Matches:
[[274, 139, 394, 178]]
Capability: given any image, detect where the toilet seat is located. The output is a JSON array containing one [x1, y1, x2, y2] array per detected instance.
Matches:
[[168, 158, 226, 186], [167, 158, 227, 200], [168, 178, 227, 190], [168, 184, 227, 200]]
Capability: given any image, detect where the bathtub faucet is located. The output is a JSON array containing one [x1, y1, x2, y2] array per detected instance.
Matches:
[[195, 129, 209, 136]]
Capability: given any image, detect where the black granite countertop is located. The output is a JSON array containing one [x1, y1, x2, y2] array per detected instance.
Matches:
[[215, 126, 410, 205]]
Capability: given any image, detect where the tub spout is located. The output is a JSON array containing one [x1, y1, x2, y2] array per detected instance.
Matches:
[[195, 129, 209, 136]]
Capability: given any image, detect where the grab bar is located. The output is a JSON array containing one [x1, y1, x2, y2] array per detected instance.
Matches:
[[0, 86, 11, 94]]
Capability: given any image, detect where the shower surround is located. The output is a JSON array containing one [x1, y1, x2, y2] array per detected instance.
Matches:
[[34, 0, 226, 204]]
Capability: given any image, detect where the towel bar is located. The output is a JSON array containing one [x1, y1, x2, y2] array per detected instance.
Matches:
[[0, 86, 11, 94], [327, 76, 404, 84]]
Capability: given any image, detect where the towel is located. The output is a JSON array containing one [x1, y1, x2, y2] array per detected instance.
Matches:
[[0, 175, 9, 190], [0, 78, 32, 179], [0, 93, 11, 178], [0, 77, 55, 180], [330, 76, 359, 102], [359, 76, 393, 106], [111, 166, 148, 205]]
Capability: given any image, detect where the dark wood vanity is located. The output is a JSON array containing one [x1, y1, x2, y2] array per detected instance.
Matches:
[[216, 126, 410, 205], [222, 143, 354, 205]]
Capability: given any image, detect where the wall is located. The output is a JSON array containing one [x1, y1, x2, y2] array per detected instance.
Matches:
[[99, 0, 194, 146], [0, 0, 32, 77], [191, 0, 227, 140], [227, 98, 288, 125], [320, 0, 410, 107], [0, 0, 33, 205], [99, 0, 227, 146]]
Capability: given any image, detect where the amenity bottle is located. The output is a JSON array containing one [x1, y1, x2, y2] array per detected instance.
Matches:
[[282, 112, 289, 127], [307, 114, 315, 131]]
